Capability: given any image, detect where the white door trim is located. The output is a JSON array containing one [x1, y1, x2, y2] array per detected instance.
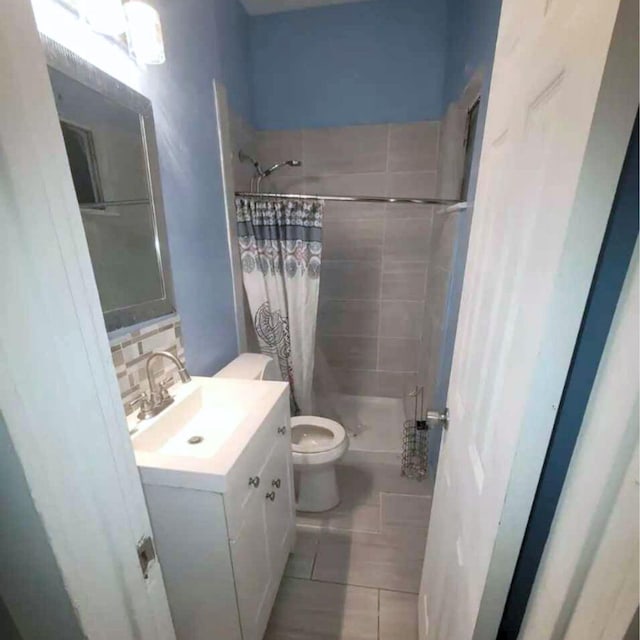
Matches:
[[214, 80, 248, 355], [0, 1, 175, 637]]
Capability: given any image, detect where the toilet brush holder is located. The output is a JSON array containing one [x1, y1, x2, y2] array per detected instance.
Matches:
[[401, 386, 429, 480]]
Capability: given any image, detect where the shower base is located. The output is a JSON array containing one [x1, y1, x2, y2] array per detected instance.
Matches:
[[329, 394, 406, 464]]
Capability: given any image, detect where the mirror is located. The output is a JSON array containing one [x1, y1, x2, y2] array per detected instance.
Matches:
[[44, 37, 175, 331]]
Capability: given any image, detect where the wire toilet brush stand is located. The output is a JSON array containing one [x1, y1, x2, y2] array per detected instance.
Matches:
[[401, 386, 449, 480]]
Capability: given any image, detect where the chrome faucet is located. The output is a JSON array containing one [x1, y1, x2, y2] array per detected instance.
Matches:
[[132, 351, 191, 420]]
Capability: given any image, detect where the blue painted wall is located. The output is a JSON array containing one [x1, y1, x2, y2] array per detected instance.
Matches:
[[498, 116, 639, 638], [249, 0, 448, 130], [214, 0, 253, 123], [442, 0, 503, 105], [143, 0, 251, 375]]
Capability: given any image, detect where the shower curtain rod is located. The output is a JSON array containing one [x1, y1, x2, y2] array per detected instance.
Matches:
[[235, 191, 467, 211]]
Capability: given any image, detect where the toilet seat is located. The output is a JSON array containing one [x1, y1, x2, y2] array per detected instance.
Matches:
[[291, 416, 346, 454]]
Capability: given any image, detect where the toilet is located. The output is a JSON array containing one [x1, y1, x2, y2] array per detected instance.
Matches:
[[215, 353, 348, 512]]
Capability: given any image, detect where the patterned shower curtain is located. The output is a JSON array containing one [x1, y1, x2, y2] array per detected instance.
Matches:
[[236, 196, 323, 414]]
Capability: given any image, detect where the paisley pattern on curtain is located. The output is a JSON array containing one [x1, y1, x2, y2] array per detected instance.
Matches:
[[236, 197, 323, 414]]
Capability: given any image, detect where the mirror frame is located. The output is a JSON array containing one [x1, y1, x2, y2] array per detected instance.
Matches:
[[42, 35, 176, 332]]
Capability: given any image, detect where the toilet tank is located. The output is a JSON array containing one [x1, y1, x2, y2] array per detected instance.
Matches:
[[214, 353, 281, 381]]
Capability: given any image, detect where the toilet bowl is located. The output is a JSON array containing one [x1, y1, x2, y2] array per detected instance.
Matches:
[[291, 416, 349, 512], [215, 354, 349, 513]]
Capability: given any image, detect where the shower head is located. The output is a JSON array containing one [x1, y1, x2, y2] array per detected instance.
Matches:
[[263, 159, 302, 177], [238, 151, 302, 182]]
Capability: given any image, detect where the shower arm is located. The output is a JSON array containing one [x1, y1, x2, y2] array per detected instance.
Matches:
[[238, 151, 302, 193]]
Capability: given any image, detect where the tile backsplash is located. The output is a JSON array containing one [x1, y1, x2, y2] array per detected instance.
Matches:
[[110, 314, 185, 415]]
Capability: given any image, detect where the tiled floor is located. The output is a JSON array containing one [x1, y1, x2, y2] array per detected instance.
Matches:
[[265, 461, 433, 639]]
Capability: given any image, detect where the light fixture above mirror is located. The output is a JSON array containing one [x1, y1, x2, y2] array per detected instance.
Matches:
[[80, 0, 127, 36], [124, 1, 166, 65], [49, 0, 166, 65]]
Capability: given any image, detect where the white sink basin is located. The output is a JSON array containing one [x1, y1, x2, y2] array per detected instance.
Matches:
[[130, 376, 288, 492], [132, 383, 248, 459]]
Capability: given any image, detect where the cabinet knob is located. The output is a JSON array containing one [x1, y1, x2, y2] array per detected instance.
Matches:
[[272, 478, 281, 489], [277, 426, 287, 435], [248, 476, 260, 488], [265, 491, 276, 502]]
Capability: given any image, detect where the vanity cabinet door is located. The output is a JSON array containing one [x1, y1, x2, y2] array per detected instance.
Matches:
[[263, 435, 295, 576], [227, 405, 294, 640], [224, 396, 289, 540], [229, 496, 271, 640]]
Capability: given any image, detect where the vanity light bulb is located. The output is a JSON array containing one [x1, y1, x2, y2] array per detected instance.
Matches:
[[124, 1, 166, 65], [80, 0, 127, 36]]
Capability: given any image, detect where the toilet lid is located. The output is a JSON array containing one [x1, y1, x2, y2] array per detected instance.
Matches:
[[290, 416, 346, 454]]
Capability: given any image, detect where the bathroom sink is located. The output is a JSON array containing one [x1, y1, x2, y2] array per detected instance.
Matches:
[[130, 376, 288, 492], [132, 381, 248, 458]]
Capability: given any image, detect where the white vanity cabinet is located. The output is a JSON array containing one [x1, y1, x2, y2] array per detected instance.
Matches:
[[229, 437, 294, 639], [135, 378, 295, 640]]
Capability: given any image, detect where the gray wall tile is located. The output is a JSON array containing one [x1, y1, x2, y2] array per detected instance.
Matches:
[[255, 129, 303, 176], [305, 171, 388, 196], [421, 314, 444, 404], [380, 300, 424, 339], [387, 202, 435, 220], [318, 299, 380, 336], [379, 338, 420, 372], [231, 112, 257, 192], [377, 371, 417, 398], [319, 335, 378, 370], [381, 261, 428, 301], [384, 215, 434, 261], [388, 121, 439, 172], [261, 173, 306, 193], [387, 170, 438, 199], [322, 217, 384, 261], [332, 369, 379, 396], [303, 124, 388, 175], [426, 265, 449, 325], [323, 200, 387, 220], [320, 261, 381, 300], [430, 209, 458, 271]]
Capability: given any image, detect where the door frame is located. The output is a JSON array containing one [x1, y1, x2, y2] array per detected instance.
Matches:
[[0, 1, 175, 637]]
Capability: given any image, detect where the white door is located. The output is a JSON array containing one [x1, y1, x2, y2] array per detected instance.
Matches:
[[419, 0, 638, 637], [0, 1, 175, 638]]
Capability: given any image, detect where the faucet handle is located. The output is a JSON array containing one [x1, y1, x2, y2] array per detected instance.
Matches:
[[130, 392, 153, 414], [130, 391, 148, 406], [157, 378, 173, 401]]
